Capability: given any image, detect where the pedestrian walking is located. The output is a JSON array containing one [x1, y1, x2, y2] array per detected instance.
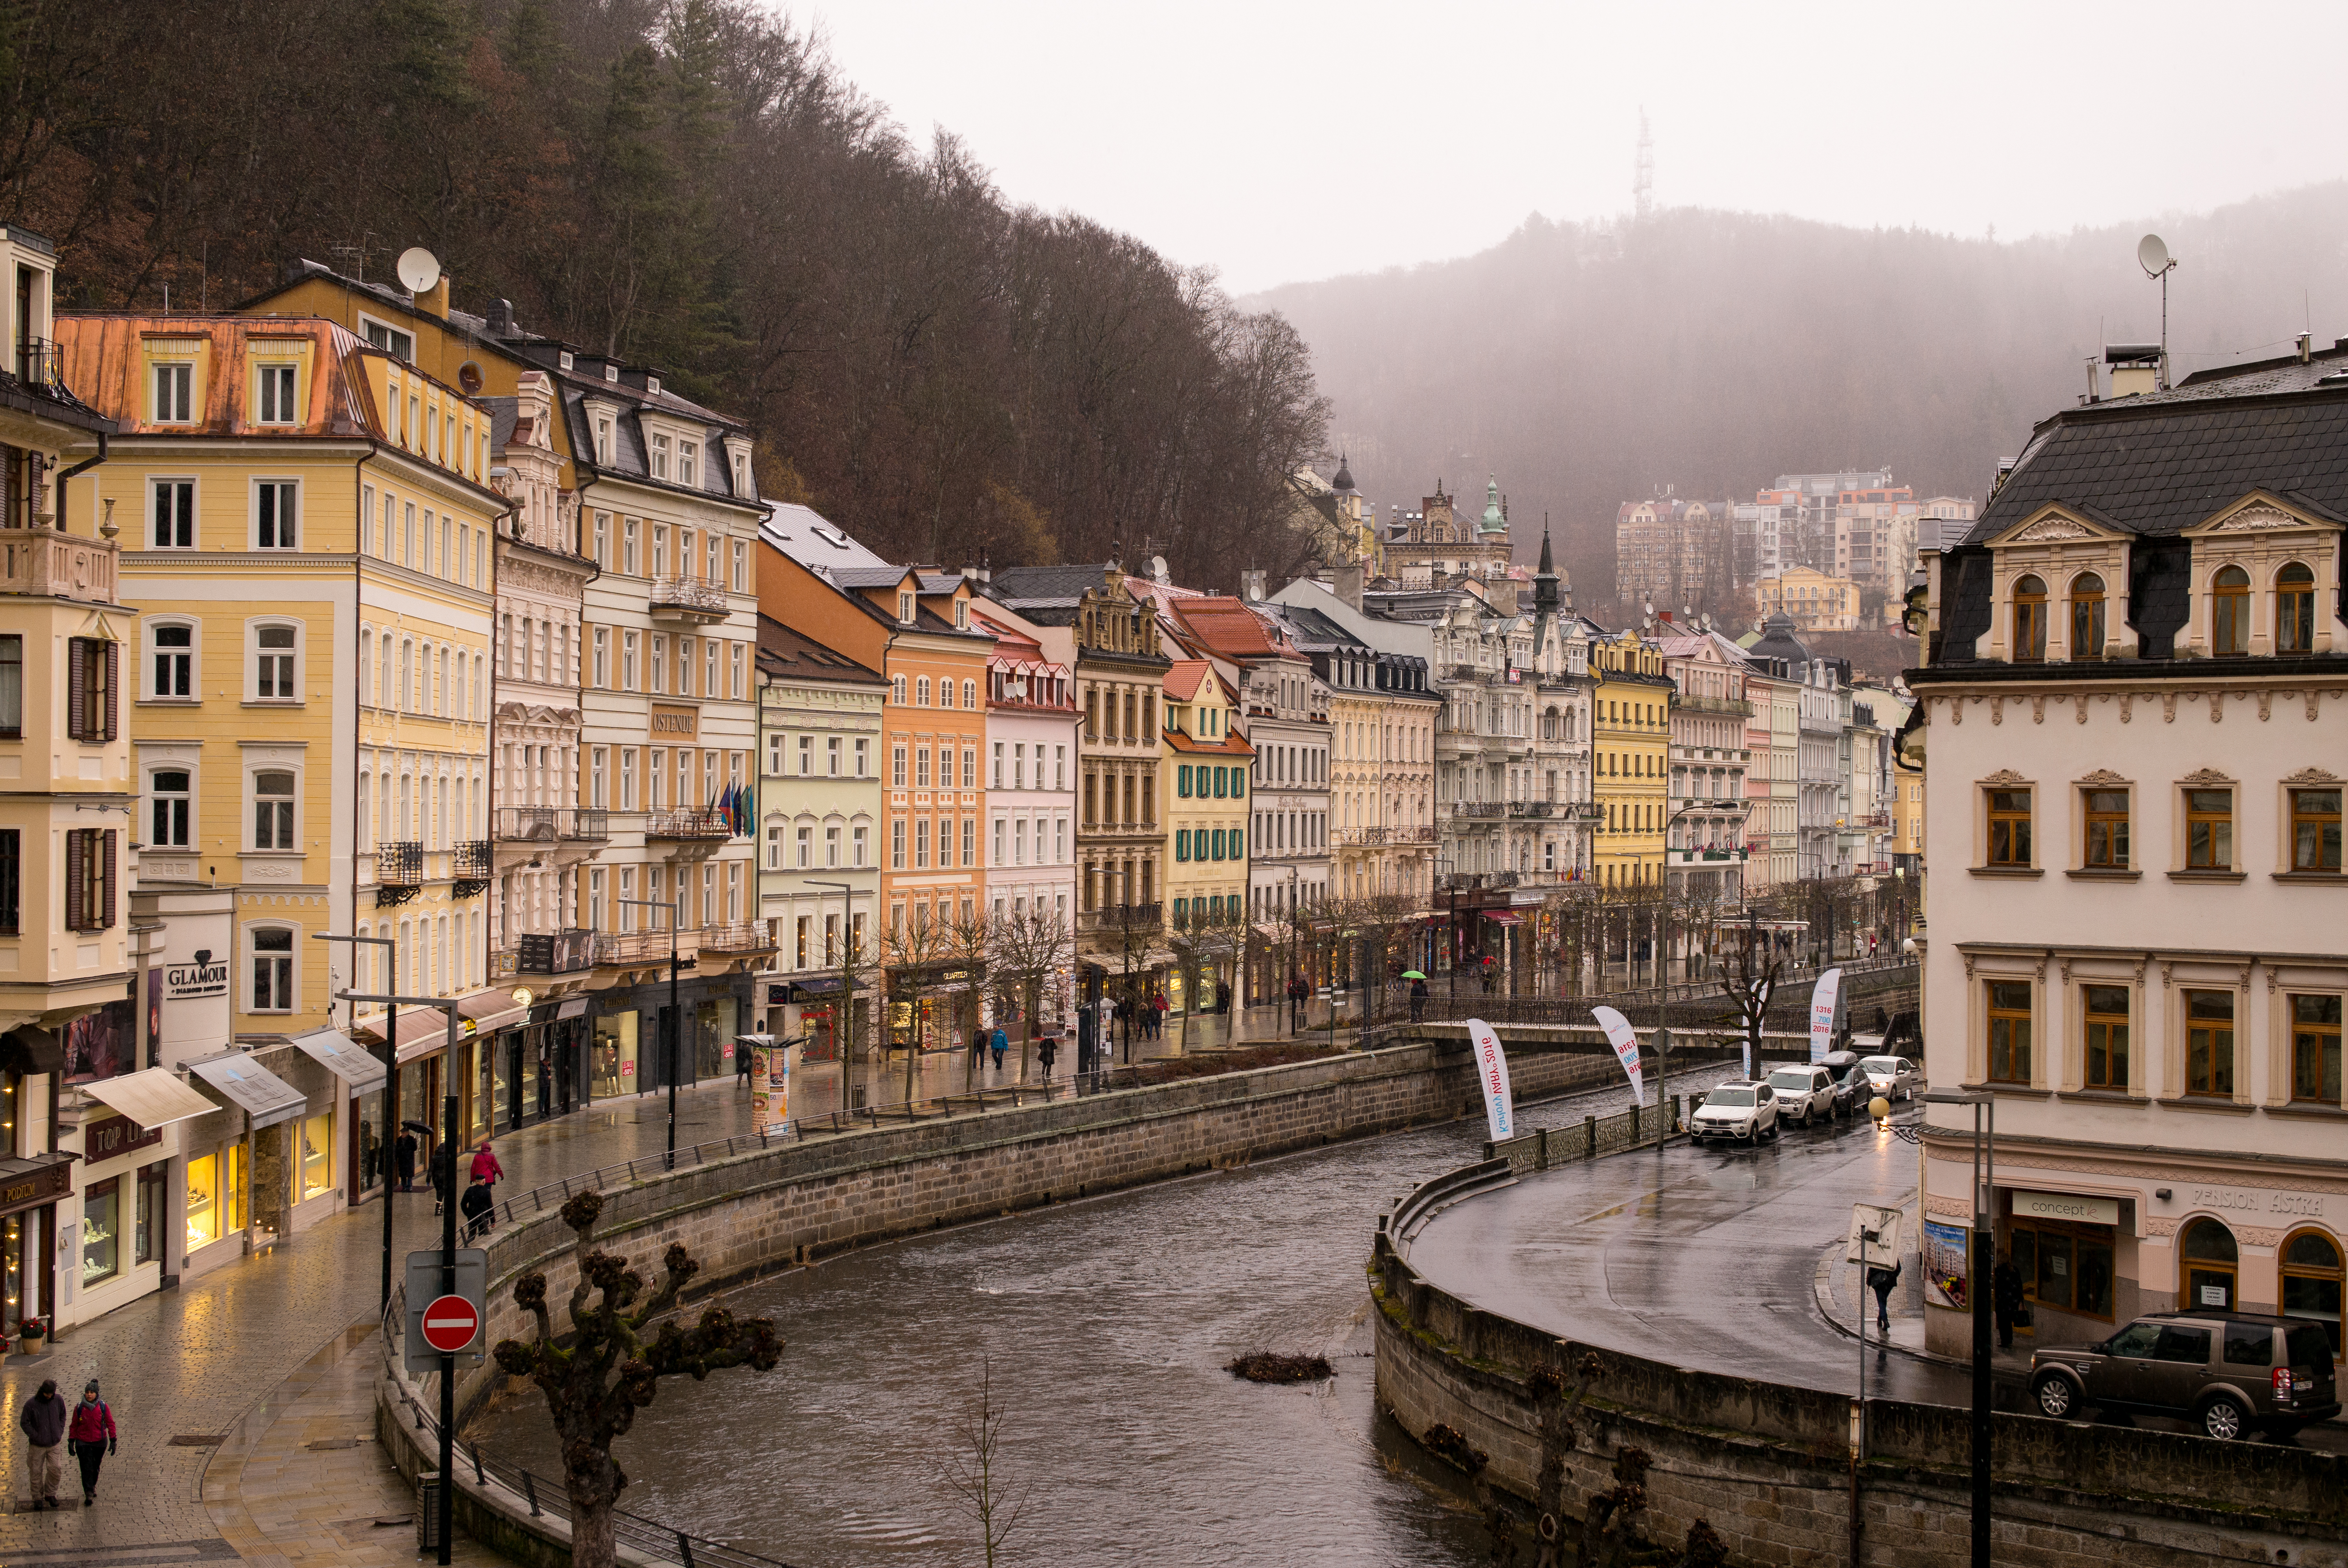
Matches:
[[1037, 1032, 1058, 1080], [68, 1380, 115, 1506], [736, 1037, 754, 1088], [1865, 1259, 1902, 1332], [1409, 976, 1429, 1024], [969, 1026, 987, 1075], [459, 1172, 496, 1240], [393, 1127, 418, 1192], [18, 1377, 66, 1509], [1151, 991, 1168, 1039], [1993, 1253, 2026, 1350], [428, 1138, 455, 1216], [989, 1024, 1008, 1072], [470, 1139, 503, 1203]]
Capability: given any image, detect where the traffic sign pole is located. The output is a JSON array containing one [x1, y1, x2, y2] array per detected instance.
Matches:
[[439, 1006, 459, 1564]]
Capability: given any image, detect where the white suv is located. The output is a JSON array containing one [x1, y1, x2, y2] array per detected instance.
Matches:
[[1765, 1065, 1837, 1127], [1689, 1079, 1779, 1145]]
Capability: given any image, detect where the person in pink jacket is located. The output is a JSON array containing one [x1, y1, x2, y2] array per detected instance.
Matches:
[[470, 1140, 503, 1193], [68, 1379, 116, 1506]]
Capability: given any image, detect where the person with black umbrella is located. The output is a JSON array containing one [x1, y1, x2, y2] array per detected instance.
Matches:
[[394, 1124, 420, 1192], [427, 1133, 456, 1217]]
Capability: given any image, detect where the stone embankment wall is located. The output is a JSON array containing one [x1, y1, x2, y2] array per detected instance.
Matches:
[[1372, 1215, 2348, 1567]]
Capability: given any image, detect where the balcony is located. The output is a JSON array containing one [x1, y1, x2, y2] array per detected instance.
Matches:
[[649, 575, 729, 623], [700, 921, 777, 956], [0, 529, 115, 605], [494, 806, 611, 843], [1675, 694, 1754, 718], [1487, 871, 1520, 889], [374, 841, 422, 907], [1339, 826, 1389, 846], [1077, 902, 1162, 937], [1561, 802, 1606, 823], [593, 927, 703, 967], [451, 839, 492, 898], [646, 809, 731, 841], [1392, 825, 1440, 844], [1451, 802, 1505, 820], [1507, 801, 1554, 819]]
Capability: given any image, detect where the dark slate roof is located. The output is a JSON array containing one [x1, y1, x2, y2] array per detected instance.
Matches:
[[755, 615, 886, 686], [1746, 612, 1812, 670], [989, 564, 1113, 603]]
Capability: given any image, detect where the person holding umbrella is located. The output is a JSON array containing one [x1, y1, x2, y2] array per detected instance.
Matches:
[[1404, 971, 1429, 1024], [393, 1123, 421, 1192]]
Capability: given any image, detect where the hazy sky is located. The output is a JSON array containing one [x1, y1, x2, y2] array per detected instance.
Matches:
[[805, 0, 2348, 294]]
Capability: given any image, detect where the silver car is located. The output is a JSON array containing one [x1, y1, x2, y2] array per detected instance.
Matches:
[[1765, 1065, 1837, 1127], [1858, 1055, 1923, 1104], [1689, 1080, 1779, 1145]]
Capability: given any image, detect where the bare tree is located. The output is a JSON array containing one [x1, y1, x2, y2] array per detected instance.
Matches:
[[987, 903, 1073, 1081], [1324, 892, 1419, 1030], [1718, 905, 1788, 1070], [493, 1193, 782, 1568], [937, 1357, 1028, 1568], [883, 907, 966, 1101], [1171, 900, 1247, 1050]]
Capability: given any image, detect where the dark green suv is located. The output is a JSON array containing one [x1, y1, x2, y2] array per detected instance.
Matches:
[[2029, 1312, 2339, 1440]]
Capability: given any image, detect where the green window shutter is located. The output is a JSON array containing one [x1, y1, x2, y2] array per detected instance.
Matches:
[[1234, 828, 1245, 859]]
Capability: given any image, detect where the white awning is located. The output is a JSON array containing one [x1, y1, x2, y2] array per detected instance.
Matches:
[[186, 1053, 307, 1130], [288, 1028, 388, 1094], [78, 1068, 219, 1131], [555, 996, 589, 1021]]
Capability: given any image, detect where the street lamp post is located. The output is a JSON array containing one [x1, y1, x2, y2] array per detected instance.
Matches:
[[807, 879, 856, 1111], [336, 986, 460, 1566], [1908, 1085, 1994, 1568], [619, 897, 686, 1168], [314, 931, 397, 1313]]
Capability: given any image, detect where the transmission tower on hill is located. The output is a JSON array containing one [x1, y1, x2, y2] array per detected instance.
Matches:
[[1633, 109, 1653, 222]]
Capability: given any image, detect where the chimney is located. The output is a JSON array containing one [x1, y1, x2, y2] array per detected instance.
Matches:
[[485, 297, 517, 337], [1241, 570, 1266, 603], [416, 272, 451, 321], [1334, 559, 1363, 614], [2299, 332, 2315, 364]]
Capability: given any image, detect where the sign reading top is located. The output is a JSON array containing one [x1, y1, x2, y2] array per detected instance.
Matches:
[[650, 704, 697, 739]]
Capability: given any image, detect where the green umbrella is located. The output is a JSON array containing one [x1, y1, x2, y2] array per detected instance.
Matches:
[[1400, 970, 1427, 980]]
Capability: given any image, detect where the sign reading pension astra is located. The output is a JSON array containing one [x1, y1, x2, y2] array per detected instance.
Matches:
[[650, 704, 699, 738]]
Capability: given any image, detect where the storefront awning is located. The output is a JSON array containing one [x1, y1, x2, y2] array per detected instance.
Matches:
[[556, 996, 589, 1021], [78, 1068, 220, 1130], [735, 1033, 776, 1047], [1481, 910, 1524, 925], [288, 1028, 389, 1094], [186, 1052, 307, 1130], [0, 1153, 74, 1219]]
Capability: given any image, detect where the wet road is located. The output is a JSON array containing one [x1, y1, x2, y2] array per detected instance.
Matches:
[[472, 1062, 1730, 1568], [1409, 1106, 1971, 1405]]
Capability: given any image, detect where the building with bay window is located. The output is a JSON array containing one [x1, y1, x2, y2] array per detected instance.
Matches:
[[1910, 342, 2348, 1361]]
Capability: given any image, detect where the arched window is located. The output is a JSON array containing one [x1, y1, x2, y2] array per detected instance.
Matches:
[[2068, 573, 2105, 660], [2181, 1217, 2239, 1311], [2212, 565, 2251, 656], [2282, 1229, 2343, 1361], [2277, 562, 2317, 655], [253, 770, 296, 849], [2011, 574, 2047, 662]]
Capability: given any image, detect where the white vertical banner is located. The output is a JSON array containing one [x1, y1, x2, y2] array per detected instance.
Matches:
[[1809, 968, 1844, 1062], [1464, 1017, 1515, 1141], [1590, 1005, 1645, 1106]]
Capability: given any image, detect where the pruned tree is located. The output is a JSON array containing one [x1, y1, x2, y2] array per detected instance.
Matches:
[[937, 1357, 1028, 1568], [493, 1192, 782, 1568], [1719, 910, 1787, 1070], [987, 902, 1073, 1081], [1321, 892, 1419, 1030], [884, 905, 968, 1099], [1172, 900, 1247, 1050]]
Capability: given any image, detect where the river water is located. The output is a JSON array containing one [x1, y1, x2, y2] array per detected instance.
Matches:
[[472, 1062, 1730, 1568]]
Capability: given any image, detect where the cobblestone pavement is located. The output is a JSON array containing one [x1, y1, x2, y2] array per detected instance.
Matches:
[[0, 1074, 760, 1564]]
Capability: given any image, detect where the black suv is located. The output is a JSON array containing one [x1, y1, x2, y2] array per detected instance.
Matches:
[[1817, 1050, 1870, 1118], [2029, 1311, 2339, 1440]]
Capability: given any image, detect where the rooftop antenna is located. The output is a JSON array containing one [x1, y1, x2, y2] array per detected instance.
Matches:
[[2138, 233, 2177, 390], [1633, 109, 1654, 222]]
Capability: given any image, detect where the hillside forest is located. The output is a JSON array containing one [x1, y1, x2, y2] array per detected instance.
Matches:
[[0, 0, 1330, 588]]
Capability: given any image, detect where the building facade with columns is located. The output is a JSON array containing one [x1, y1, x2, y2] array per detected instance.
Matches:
[[1910, 347, 2348, 1362]]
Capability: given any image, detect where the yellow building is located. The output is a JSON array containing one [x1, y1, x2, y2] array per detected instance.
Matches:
[[1756, 566, 1861, 632], [1161, 659, 1251, 1013], [1589, 630, 1672, 888], [59, 313, 502, 1237]]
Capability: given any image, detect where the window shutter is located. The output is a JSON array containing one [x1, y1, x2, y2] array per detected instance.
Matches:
[[63, 829, 85, 930], [66, 639, 86, 742], [99, 830, 117, 929], [102, 640, 119, 741]]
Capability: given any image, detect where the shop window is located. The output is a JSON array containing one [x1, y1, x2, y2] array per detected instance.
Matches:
[[2290, 788, 2341, 874], [2291, 994, 2342, 1105], [2277, 562, 2317, 655], [2281, 1229, 2343, 1360], [2011, 1220, 2114, 1321], [1985, 788, 2031, 867], [2183, 989, 2234, 1097], [81, 1176, 119, 1287], [2082, 984, 2129, 1091], [2185, 788, 2233, 870], [2081, 789, 2128, 869], [2181, 1217, 2238, 1311], [1986, 980, 2031, 1084], [135, 1161, 167, 1264], [2010, 574, 2047, 661], [186, 1152, 221, 1250], [297, 1111, 334, 1202]]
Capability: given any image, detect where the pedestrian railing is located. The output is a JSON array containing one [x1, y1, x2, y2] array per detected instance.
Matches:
[[382, 1295, 813, 1568], [1484, 1099, 1676, 1174]]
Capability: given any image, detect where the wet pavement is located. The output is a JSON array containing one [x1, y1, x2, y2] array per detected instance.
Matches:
[[468, 1060, 1728, 1568], [1409, 1105, 1978, 1406]]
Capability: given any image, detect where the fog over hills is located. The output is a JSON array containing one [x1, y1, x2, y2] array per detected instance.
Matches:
[[1252, 183, 2348, 611]]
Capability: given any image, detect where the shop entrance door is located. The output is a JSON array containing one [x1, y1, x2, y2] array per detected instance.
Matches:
[[2181, 1217, 2239, 1311]]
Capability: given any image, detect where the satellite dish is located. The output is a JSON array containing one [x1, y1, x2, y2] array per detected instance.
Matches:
[[457, 360, 484, 395], [2137, 233, 2170, 277], [396, 246, 442, 295]]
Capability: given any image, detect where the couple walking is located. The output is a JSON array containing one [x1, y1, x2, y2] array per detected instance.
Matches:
[[18, 1378, 116, 1509]]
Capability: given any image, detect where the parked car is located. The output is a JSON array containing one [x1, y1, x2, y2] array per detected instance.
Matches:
[[2028, 1312, 2340, 1440], [1688, 1080, 1779, 1145], [1818, 1050, 1871, 1117], [1858, 1054, 1924, 1104], [1764, 1064, 1837, 1127]]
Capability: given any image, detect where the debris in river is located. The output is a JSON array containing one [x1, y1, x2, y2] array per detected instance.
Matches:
[[1420, 1421, 1488, 1474], [1225, 1351, 1334, 1384]]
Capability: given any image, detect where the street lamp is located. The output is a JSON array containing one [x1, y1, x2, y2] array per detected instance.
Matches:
[[619, 897, 688, 1168], [807, 879, 857, 1110], [314, 931, 398, 1313], [336, 986, 461, 1567]]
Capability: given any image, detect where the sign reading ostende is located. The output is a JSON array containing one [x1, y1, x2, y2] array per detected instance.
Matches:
[[650, 704, 698, 739]]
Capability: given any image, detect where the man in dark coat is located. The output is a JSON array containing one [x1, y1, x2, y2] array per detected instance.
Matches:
[[18, 1377, 67, 1508], [1993, 1254, 2027, 1349], [393, 1128, 419, 1192]]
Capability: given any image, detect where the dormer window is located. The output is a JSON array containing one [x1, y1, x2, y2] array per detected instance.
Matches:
[[558, 350, 575, 372], [603, 361, 619, 383], [731, 449, 750, 496], [678, 441, 697, 487], [2278, 562, 2317, 654], [2212, 566, 2251, 656], [649, 433, 670, 480], [255, 363, 297, 424], [898, 592, 915, 623], [2011, 574, 2047, 662], [2068, 573, 2104, 660], [595, 417, 613, 464], [152, 362, 193, 424], [953, 600, 968, 630], [647, 374, 662, 396]]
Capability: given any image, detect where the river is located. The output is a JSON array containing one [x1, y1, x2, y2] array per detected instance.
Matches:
[[471, 1059, 1732, 1568]]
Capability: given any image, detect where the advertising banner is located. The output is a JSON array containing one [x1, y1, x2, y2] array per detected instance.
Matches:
[[1923, 1218, 1971, 1310], [1808, 968, 1844, 1062], [1589, 1006, 1645, 1105], [1463, 1017, 1515, 1141]]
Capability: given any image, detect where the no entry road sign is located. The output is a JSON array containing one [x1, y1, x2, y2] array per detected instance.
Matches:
[[420, 1293, 481, 1354]]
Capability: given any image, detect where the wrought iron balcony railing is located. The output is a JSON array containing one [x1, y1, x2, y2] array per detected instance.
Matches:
[[649, 576, 728, 617], [376, 841, 423, 885], [646, 809, 731, 840], [495, 806, 611, 842]]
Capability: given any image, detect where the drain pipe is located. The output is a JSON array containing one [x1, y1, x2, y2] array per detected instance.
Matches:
[[51, 430, 108, 531]]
